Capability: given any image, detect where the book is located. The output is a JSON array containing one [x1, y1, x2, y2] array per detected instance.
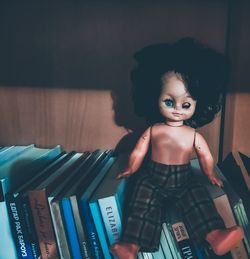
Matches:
[[51, 150, 109, 259], [0, 145, 61, 259], [96, 155, 128, 243], [5, 146, 64, 259], [153, 229, 170, 259], [89, 154, 128, 259], [28, 151, 84, 259], [6, 151, 69, 259], [78, 155, 117, 259], [59, 150, 113, 259], [0, 145, 15, 155], [0, 145, 26, 166], [50, 152, 93, 259], [162, 222, 181, 259], [170, 219, 197, 259]]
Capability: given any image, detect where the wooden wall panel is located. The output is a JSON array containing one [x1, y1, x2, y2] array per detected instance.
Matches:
[[0, 87, 128, 152]]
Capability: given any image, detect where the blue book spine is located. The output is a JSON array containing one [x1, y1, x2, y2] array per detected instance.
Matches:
[[61, 198, 82, 259], [79, 157, 116, 259], [6, 193, 34, 259], [80, 199, 104, 259], [89, 201, 112, 259]]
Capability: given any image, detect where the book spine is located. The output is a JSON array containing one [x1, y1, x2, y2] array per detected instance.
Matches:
[[28, 190, 60, 259], [22, 196, 41, 259], [0, 200, 18, 259], [78, 157, 116, 259], [80, 199, 104, 259], [160, 226, 177, 259], [162, 223, 181, 259], [171, 221, 197, 259], [49, 199, 71, 259], [70, 196, 91, 259], [98, 196, 122, 245], [6, 193, 34, 259], [151, 245, 164, 259], [61, 198, 82, 259], [89, 201, 112, 259]]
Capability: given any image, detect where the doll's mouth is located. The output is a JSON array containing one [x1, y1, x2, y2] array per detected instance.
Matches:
[[173, 112, 182, 117]]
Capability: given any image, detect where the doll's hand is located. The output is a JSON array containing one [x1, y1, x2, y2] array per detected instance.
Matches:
[[208, 175, 223, 187], [116, 169, 133, 179]]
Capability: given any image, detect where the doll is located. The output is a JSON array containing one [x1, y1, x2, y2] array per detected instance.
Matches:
[[110, 38, 244, 258]]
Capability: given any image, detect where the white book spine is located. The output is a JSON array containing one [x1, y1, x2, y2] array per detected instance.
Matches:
[[98, 196, 122, 245], [0, 202, 18, 259]]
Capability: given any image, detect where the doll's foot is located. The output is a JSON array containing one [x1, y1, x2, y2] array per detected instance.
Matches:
[[110, 242, 140, 259], [206, 226, 244, 255]]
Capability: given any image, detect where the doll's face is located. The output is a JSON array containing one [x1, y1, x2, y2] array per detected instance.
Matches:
[[159, 72, 197, 123]]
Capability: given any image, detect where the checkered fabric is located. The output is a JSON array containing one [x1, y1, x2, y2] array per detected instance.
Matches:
[[120, 160, 225, 252]]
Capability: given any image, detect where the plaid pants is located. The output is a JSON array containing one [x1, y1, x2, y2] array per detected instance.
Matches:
[[120, 160, 225, 252]]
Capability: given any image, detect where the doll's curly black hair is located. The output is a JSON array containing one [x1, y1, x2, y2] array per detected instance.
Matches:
[[131, 38, 229, 128]]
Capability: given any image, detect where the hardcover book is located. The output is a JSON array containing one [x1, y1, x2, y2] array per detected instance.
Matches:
[[28, 151, 84, 259], [6, 146, 64, 259], [0, 145, 61, 259], [52, 150, 110, 259], [78, 155, 117, 259], [89, 154, 128, 259], [65, 150, 113, 259]]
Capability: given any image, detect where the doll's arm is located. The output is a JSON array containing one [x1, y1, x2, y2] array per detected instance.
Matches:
[[194, 132, 223, 187], [116, 127, 151, 179]]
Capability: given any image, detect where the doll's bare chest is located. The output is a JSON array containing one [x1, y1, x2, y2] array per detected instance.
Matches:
[[150, 125, 195, 164], [153, 131, 193, 150]]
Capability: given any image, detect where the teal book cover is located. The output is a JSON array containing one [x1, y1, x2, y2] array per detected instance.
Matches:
[[89, 153, 128, 258], [60, 150, 112, 259], [79, 155, 116, 259], [0, 145, 61, 259]]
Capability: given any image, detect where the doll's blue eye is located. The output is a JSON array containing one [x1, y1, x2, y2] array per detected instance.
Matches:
[[164, 99, 174, 107]]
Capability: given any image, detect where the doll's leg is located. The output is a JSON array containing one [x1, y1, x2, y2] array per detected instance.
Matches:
[[110, 175, 164, 257], [176, 181, 243, 255], [177, 181, 225, 240], [205, 226, 244, 255]]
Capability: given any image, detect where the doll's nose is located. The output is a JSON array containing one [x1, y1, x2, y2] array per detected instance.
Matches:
[[175, 104, 182, 110]]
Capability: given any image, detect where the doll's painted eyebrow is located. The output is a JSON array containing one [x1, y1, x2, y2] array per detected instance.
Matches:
[[183, 95, 195, 100]]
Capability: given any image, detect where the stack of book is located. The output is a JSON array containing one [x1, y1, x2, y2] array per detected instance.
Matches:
[[0, 145, 249, 259]]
